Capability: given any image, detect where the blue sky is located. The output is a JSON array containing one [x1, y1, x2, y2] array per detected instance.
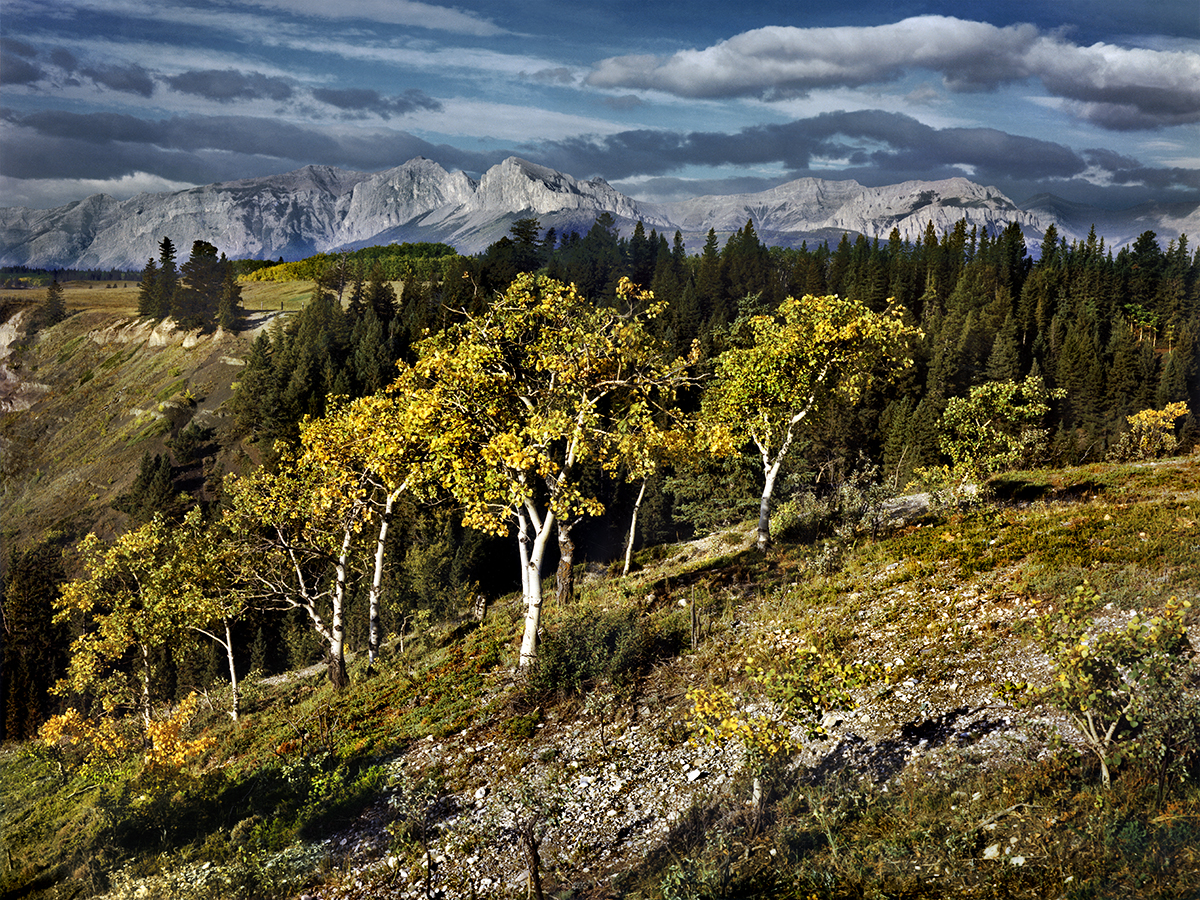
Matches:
[[2, 0, 1198, 210]]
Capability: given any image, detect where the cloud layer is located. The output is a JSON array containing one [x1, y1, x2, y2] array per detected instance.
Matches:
[[1, 4, 1195, 211], [587, 16, 1200, 130], [536, 110, 1200, 202]]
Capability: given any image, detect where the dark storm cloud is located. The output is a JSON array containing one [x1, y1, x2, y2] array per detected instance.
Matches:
[[2, 108, 497, 183], [166, 69, 295, 102], [536, 110, 1198, 201], [588, 16, 1200, 131], [10, 110, 163, 145], [79, 62, 156, 97], [2, 37, 38, 59], [311, 87, 442, 118], [539, 111, 1089, 183], [1, 56, 45, 86], [1, 38, 46, 85], [49, 48, 78, 71]]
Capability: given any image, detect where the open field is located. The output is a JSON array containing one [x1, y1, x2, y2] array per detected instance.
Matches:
[[0, 279, 325, 317]]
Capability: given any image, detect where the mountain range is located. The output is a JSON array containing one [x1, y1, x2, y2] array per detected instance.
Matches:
[[2, 156, 1198, 270]]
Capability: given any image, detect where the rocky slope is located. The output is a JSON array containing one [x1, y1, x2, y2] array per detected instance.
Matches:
[[75, 471, 1200, 900], [0, 306, 263, 546], [5, 157, 1197, 270]]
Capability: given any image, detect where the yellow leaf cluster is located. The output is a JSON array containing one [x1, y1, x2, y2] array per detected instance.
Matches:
[[38, 707, 133, 771], [1109, 402, 1189, 462], [687, 686, 797, 762], [144, 691, 215, 772]]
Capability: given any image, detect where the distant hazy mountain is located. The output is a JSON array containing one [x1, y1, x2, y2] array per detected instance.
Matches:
[[1017, 193, 1200, 251], [2, 156, 1196, 270]]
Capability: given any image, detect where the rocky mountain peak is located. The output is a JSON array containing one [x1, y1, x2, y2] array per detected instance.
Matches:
[[2, 158, 1193, 270]]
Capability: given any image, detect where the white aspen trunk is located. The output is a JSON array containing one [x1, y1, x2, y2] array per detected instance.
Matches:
[[516, 512, 531, 599], [518, 506, 556, 668], [328, 523, 353, 690], [367, 490, 400, 670], [140, 643, 153, 728], [757, 460, 782, 550], [622, 478, 648, 577], [224, 618, 240, 721], [755, 413, 804, 551]]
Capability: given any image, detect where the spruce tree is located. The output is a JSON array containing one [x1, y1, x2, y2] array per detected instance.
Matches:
[[986, 313, 1023, 382], [137, 257, 162, 317], [695, 229, 724, 323], [178, 240, 223, 328], [1, 541, 67, 741], [38, 278, 67, 325], [365, 262, 397, 324], [352, 306, 390, 393], [217, 259, 244, 331], [157, 237, 179, 317], [112, 451, 178, 524]]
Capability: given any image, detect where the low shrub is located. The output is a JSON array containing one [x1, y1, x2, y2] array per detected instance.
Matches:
[[527, 605, 688, 698]]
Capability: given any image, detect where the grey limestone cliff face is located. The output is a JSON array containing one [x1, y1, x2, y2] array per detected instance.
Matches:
[[662, 177, 1044, 245], [464, 157, 665, 226], [335, 159, 477, 244]]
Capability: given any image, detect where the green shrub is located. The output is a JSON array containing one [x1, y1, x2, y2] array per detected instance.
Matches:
[[1004, 584, 1195, 788], [528, 606, 688, 697]]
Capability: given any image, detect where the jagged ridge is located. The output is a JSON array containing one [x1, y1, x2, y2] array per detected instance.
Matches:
[[2, 157, 1197, 269]]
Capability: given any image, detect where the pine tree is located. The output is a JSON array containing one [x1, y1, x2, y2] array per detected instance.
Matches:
[[178, 240, 223, 328], [1156, 325, 1194, 407], [352, 306, 390, 393], [217, 256, 243, 331], [112, 452, 179, 524], [233, 332, 282, 437], [626, 220, 654, 287], [346, 262, 367, 320], [137, 257, 162, 317], [696, 229, 725, 324], [157, 237, 179, 317], [986, 313, 1023, 382], [38, 278, 67, 325], [365, 262, 397, 324]]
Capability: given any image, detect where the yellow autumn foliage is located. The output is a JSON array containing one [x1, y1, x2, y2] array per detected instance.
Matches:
[[38, 707, 133, 778], [143, 692, 215, 773], [1109, 402, 1190, 462]]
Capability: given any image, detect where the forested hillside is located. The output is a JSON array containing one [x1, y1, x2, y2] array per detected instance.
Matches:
[[0, 214, 1197, 900]]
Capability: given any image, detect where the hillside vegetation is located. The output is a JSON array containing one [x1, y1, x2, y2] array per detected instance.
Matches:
[[1, 455, 1199, 899], [1, 215, 1198, 899]]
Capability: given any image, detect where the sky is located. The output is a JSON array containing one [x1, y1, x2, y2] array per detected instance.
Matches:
[[2, 0, 1198, 212]]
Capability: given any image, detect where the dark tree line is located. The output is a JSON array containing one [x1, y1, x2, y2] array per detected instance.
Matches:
[[138, 237, 244, 331]]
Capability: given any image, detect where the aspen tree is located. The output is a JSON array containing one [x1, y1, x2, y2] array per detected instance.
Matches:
[[703, 294, 916, 550], [413, 274, 693, 666]]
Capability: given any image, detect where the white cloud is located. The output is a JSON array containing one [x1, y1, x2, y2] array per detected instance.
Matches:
[[586, 16, 1200, 130], [587, 18, 1037, 97], [0, 172, 196, 209], [237, 0, 505, 36]]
